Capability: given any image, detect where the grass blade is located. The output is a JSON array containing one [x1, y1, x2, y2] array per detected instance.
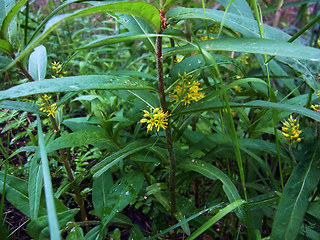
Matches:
[[36, 114, 61, 240]]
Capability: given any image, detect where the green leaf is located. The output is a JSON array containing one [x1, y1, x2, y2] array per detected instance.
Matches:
[[100, 172, 144, 232], [166, 7, 290, 41], [217, 0, 254, 19], [179, 160, 241, 203], [66, 225, 85, 240], [28, 45, 47, 81], [117, 14, 156, 52], [0, 100, 40, 113], [28, 154, 43, 220], [271, 143, 320, 240], [0, 75, 157, 100], [0, 0, 14, 26], [46, 130, 117, 153], [0, 171, 31, 217], [164, 38, 320, 61], [26, 209, 78, 239], [177, 99, 320, 122], [178, 160, 245, 221], [92, 171, 114, 219], [0, 0, 27, 39], [37, 114, 61, 240], [186, 199, 245, 240], [0, 39, 13, 55], [5, 1, 160, 70], [91, 140, 154, 179]]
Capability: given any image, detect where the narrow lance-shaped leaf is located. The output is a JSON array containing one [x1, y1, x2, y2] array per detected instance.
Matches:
[[36, 114, 61, 240], [5, 1, 160, 70], [176, 99, 320, 122], [271, 142, 320, 239], [0, 75, 157, 100], [164, 38, 320, 61], [0, 0, 27, 38]]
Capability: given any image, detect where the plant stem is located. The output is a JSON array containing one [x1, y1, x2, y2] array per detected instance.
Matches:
[[157, 31, 177, 239], [49, 115, 89, 231]]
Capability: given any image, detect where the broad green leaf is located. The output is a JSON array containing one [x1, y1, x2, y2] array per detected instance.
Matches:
[[271, 143, 320, 240], [166, 7, 291, 41], [46, 130, 118, 153], [177, 99, 320, 122], [100, 172, 144, 233], [186, 199, 245, 240], [91, 140, 154, 179], [0, 0, 27, 39], [0, 75, 157, 100], [178, 160, 245, 221], [169, 53, 246, 78], [92, 171, 113, 219], [26, 209, 78, 239], [0, 100, 39, 113], [66, 225, 85, 240], [0, 0, 14, 26], [217, 0, 254, 19], [0, 170, 31, 217], [37, 114, 61, 240], [0, 39, 13, 54], [277, 56, 319, 90], [117, 14, 156, 52], [164, 38, 320, 61], [178, 160, 241, 203], [28, 45, 47, 81], [28, 154, 43, 220], [0, 171, 67, 218], [5, 1, 160, 70]]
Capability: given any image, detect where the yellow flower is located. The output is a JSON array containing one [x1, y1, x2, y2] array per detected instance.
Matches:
[[170, 73, 205, 106], [140, 108, 170, 132], [311, 104, 320, 113], [232, 85, 243, 93], [174, 56, 183, 64], [38, 94, 59, 118], [200, 35, 215, 41], [51, 61, 67, 78], [281, 115, 302, 144]]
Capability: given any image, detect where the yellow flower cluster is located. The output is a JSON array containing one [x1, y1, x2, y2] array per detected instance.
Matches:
[[174, 56, 184, 64], [200, 35, 215, 41], [232, 85, 243, 93], [311, 104, 320, 113], [38, 94, 58, 118], [170, 73, 205, 106], [140, 108, 170, 132], [51, 61, 66, 78], [281, 115, 302, 144]]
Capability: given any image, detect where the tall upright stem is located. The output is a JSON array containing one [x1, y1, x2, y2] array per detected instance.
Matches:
[[157, 32, 177, 239]]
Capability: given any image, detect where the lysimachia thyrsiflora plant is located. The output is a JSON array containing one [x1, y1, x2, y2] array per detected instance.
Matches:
[[0, 0, 320, 239]]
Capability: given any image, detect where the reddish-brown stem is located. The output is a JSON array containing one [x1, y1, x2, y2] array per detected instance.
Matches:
[[157, 29, 177, 239], [49, 116, 89, 231]]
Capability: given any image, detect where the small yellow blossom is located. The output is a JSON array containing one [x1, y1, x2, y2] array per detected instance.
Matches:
[[239, 53, 249, 65], [51, 61, 67, 78], [140, 108, 170, 132], [200, 35, 215, 41], [232, 85, 243, 93], [38, 94, 58, 118], [311, 104, 320, 113], [281, 115, 302, 144], [170, 73, 205, 106], [174, 56, 184, 64]]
